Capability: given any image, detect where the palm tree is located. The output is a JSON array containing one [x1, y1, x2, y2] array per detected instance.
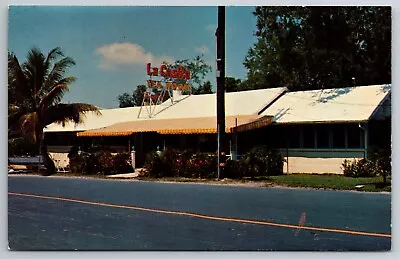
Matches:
[[8, 47, 101, 175]]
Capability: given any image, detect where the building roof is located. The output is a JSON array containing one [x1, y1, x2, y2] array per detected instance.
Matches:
[[77, 115, 271, 137], [260, 84, 391, 124], [44, 87, 287, 133], [153, 87, 287, 119], [44, 106, 142, 132]]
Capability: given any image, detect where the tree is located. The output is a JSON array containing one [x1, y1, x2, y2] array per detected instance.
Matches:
[[117, 93, 135, 108], [167, 55, 212, 94], [117, 55, 213, 107], [117, 85, 151, 108], [192, 81, 213, 95], [8, 47, 101, 175], [243, 7, 391, 91], [133, 85, 147, 105], [225, 77, 242, 92]]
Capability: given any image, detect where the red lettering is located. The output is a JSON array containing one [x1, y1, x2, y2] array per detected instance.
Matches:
[[160, 64, 167, 77], [146, 63, 151, 76], [147, 64, 191, 80]]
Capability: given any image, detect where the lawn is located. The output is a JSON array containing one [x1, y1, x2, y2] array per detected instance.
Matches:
[[265, 174, 391, 192], [136, 174, 391, 192]]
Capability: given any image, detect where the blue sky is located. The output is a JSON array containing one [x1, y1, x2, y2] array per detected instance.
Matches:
[[8, 6, 258, 108]]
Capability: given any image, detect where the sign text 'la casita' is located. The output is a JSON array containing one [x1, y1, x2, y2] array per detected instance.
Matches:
[[146, 63, 191, 80]]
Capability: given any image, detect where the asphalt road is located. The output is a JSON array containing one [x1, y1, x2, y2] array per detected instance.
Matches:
[[8, 176, 391, 251]]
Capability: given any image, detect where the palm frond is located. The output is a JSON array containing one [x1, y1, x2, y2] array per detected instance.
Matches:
[[23, 47, 47, 102], [44, 103, 101, 126], [42, 56, 76, 94], [39, 82, 71, 112], [8, 53, 31, 102], [44, 47, 64, 73], [18, 112, 40, 143]]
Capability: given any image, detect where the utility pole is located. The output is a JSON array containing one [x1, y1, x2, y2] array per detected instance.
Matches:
[[216, 6, 226, 179]]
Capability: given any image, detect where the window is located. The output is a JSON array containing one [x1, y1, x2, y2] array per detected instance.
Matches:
[[332, 124, 346, 149], [316, 125, 330, 149], [302, 125, 315, 148], [347, 124, 363, 148], [287, 125, 301, 148]]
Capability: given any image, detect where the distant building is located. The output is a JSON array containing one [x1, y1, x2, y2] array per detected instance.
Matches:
[[44, 84, 391, 174]]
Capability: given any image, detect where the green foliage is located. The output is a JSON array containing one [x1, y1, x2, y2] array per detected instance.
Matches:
[[143, 147, 283, 179], [238, 146, 284, 178], [342, 147, 391, 183], [244, 7, 391, 91], [8, 137, 39, 157], [8, 47, 101, 175], [186, 153, 217, 178], [192, 81, 213, 94], [117, 93, 135, 108], [117, 85, 147, 108], [341, 159, 376, 178], [167, 55, 212, 94], [224, 159, 246, 179], [69, 151, 132, 175], [144, 149, 217, 178], [143, 151, 165, 178], [225, 77, 243, 93]]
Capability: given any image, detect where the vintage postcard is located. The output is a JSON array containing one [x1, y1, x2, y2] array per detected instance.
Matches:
[[7, 5, 391, 251]]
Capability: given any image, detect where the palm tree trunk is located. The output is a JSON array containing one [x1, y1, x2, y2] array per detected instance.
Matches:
[[38, 131, 56, 176]]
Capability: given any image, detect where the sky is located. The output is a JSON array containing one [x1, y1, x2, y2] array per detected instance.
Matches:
[[8, 6, 258, 108]]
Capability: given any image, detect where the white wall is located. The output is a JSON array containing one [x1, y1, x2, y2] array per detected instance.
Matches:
[[281, 149, 365, 174]]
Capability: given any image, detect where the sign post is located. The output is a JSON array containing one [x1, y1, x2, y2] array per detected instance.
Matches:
[[216, 6, 226, 179]]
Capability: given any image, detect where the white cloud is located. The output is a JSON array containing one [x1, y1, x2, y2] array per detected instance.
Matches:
[[194, 45, 210, 54], [95, 42, 174, 70]]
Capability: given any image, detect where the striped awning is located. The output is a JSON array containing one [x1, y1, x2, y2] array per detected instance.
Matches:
[[230, 116, 274, 133], [77, 115, 274, 137]]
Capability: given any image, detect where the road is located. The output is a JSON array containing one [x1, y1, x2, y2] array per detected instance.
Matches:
[[8, 175, 391, 251]]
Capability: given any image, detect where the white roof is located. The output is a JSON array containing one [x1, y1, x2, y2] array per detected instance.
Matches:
[[260, 84, 391, 124], [153, 87, 287, 119], [44, 87, 287, 132], [44, 106, 141, 132]]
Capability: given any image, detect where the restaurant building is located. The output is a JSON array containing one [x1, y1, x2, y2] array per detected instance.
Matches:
[[44, 84, 391, 174]]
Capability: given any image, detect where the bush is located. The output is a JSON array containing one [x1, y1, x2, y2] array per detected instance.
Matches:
[[342, 147, 392, 182], [69, 151, 133, 175], [143, 151, 164, 178], [96, 152, 114, 175], [240, 146, 284, 178], [143, 149, 217, 178], [342, 158, 379, 178], [186, 153, 217, 179], [8, 137, 39, 157], [143, 147, 282, 179], [225, 159, 245, 179], [113, 153, 133, 174]]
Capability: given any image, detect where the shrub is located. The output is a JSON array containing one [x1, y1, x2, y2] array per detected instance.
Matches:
[[342, 158, 378, 178], [96, 152, 114, 175], [186, 153, 217, 179], [69, 152, 91, 175], [240, 146, 284, 178], [143, 149, 217, 178], [143, 151, 164, 178], [113, 152, 133, 174], [367, 147, 391, 183], [225, 159, 245, 179], [69, 151, 133, 175]]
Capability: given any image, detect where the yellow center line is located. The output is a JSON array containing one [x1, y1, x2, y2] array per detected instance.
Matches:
[[8, 192, 391, 238]]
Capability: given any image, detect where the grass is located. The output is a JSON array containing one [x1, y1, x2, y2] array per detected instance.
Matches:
[[266, 174, 391, 192], [136, 174, 391, 192]]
